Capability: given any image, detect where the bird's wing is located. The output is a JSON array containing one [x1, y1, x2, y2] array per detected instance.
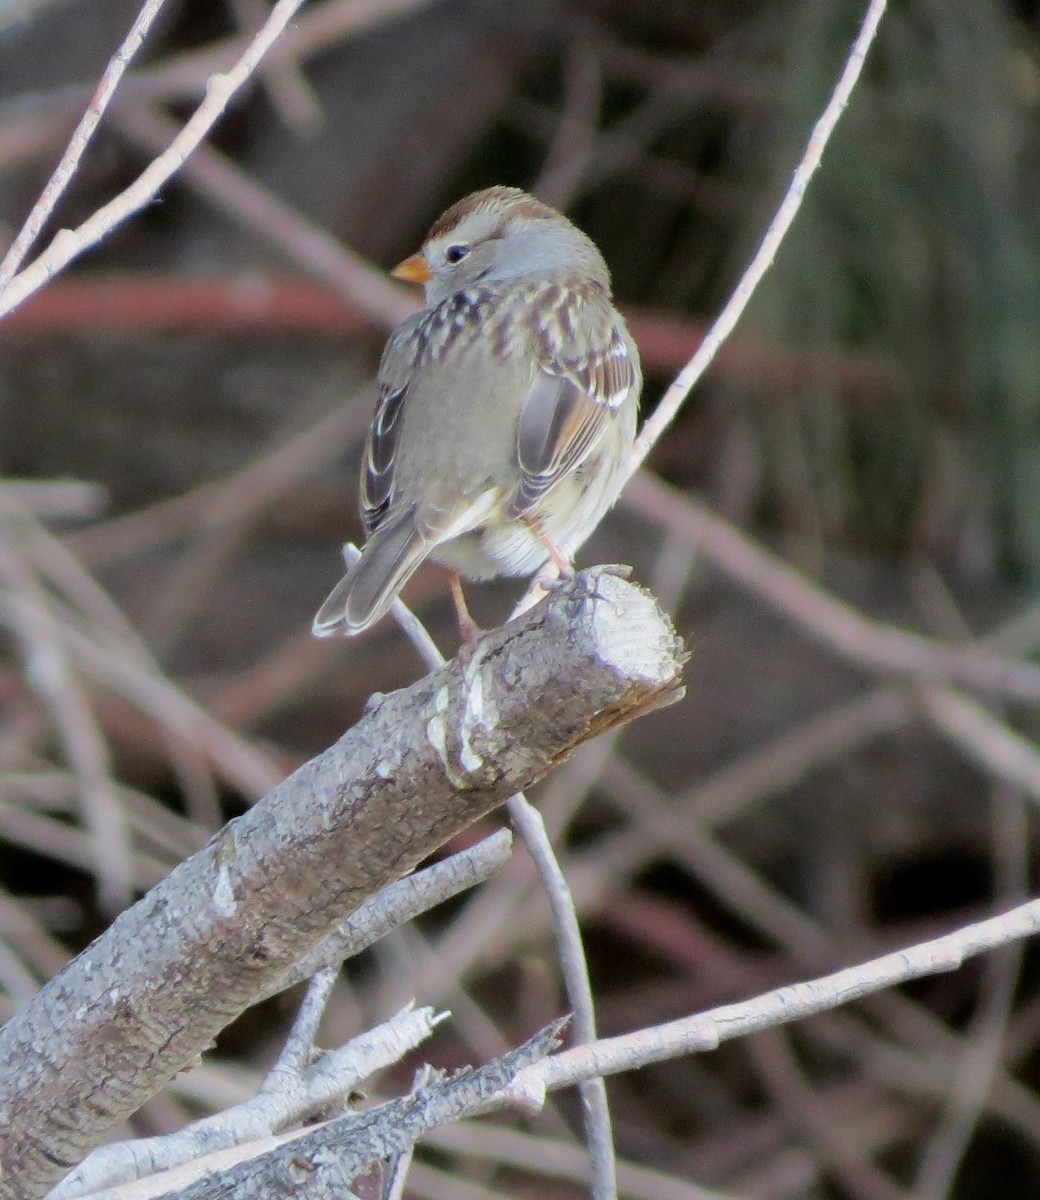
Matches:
[[359, 314, 425, 537], [510, 290, 639, 518]]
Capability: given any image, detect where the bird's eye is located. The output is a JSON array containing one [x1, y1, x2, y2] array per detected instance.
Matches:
[[445, 244, 470, 264]]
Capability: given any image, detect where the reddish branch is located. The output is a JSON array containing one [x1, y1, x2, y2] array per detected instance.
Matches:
[[0, 274, 903, 399]]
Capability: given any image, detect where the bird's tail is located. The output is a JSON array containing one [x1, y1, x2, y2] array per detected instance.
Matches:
[[312, 507, 430, 637]]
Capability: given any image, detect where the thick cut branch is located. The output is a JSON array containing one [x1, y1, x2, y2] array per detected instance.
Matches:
[[0, 567, 685, 1200]]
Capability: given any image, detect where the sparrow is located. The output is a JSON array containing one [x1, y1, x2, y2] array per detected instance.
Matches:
[[313, 186, 641, 641]]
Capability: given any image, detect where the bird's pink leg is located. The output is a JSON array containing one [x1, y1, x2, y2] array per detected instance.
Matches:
[[523, 516, 574, 580], [448, 571, 482, 647]]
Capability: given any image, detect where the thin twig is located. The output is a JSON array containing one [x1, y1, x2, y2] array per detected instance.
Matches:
[[909, 582, 1028, 1200], [748, 1029, 908, 1200], [625, 470, 1040, 706], [0, 517, 134, 912], [374, 556, 619, 1200], [0, 588, 284, 797], [267, 829, 513, 999], [383, 1066, 432, 1200], [0, 0, 171, 291], [136, 392, 371, 656], [267, 966, 339, 1082], [110, 102, 414, 328], [629, 0, 889, 470], [177, 902, 1040, 1198], [0, 0, 309, 320], [53, 1004, 445, 1200], [910, 786, 1025, 1199], [916, 690, 1040, 801], [137, 1021, 568, 1200], [0, 480, 107, 521], [533, 35, 602, 209], [12, 508, 224, 827], [507, 796, 617, 1200], [501, 896, 1040, 1104], [130, 0, 444, 101], [426, 1123, 728, 1200], [229, 0, 324, 135], [577, 752, 1040, 1156], [68, 392, 370, 566]]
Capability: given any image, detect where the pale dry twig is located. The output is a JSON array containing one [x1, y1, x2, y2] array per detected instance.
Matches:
[[0, 0, 309, 320], [0, 0, 171, 291]]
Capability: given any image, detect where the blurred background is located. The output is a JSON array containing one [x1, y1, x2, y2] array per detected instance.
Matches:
[[3, 0, 1040, 1196]]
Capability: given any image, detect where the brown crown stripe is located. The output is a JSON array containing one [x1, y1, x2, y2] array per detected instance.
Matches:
[[427, 188, 559, 240]]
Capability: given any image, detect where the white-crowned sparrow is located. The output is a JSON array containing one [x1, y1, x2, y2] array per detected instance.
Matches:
[[313, 185, 641, 639]]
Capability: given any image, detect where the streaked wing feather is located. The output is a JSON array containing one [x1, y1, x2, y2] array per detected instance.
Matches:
[[510, 315, 636, 518], [360, 382, 406, 534], [360, 313, 428, 536]]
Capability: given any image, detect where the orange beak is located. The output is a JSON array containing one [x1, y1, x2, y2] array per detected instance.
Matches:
[[391, 253, 432, 284]]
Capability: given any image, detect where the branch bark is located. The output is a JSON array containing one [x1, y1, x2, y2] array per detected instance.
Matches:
[[0, 566, 685, 1200]]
